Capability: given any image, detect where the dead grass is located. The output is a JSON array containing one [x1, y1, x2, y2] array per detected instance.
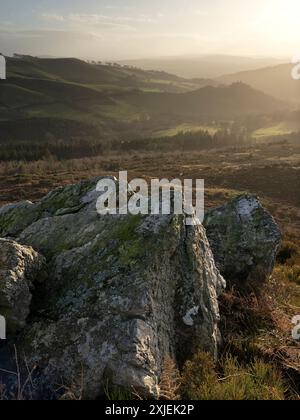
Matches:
[[0, 142, 299, 400], [0, 346, 37, 400], [181, 351, 286, 400], [158, 356, 182, 400], [1, 142, 299, 211], [217, 240, 300, 400]]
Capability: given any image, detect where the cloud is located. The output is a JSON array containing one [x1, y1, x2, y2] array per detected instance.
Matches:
[[66, 14, 137, 31], [40, 12, 156, 28], [41, 13, 65, 22], [67, 14, 108, 24], [0, 29, 107, 57]]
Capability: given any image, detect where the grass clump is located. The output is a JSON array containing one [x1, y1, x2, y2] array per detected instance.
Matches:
[[181, 351, 286, 400], [277, 240, 300, 265], [274, 265, 300, 286]]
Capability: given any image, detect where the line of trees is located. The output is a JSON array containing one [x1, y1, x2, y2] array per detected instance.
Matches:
[[0, 138, 104, 162], [114, 128, 250, 152], [0, 128, 252, 162]]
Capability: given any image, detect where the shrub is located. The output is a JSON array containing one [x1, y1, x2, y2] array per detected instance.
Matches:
[[277, 241, 299, 265], [274, 265, 300, 285], [181, 352, 217, 400]]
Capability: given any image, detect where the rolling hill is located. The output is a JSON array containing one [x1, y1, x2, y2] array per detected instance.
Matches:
[[219, 63, 300, 105], [124, 82, 286, 119], [120, 55, 286, 79], [0, 56, 288, 146], [6, 55, 206, 93]]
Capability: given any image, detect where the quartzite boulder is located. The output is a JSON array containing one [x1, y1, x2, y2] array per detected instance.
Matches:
[[0, 238, 45, 333], [203, 194, 281, 289], [0, 178, 225, 399]]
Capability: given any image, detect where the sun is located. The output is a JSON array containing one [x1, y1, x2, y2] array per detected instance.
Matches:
[[268, 0, 300, 25], [256, 0, 300, 50]]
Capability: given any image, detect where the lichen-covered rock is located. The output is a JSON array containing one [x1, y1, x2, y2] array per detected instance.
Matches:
[[0, 178, 225, 399], [203, 194, 281, 289], [0, 201, 41, 237], [0, 238, 45, 332], [0, 178, 103, 238]]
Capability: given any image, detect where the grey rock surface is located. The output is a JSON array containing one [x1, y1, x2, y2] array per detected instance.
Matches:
[[203, 194, 282, 289], [0, 238, 45, 332], [0, 178, 225, 399]]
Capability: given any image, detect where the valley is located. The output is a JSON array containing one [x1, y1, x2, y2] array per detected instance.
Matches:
[[0, 52, 299, 401]]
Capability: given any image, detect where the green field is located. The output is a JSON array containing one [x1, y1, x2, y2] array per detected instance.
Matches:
[[253, 122, 299, 139], [152, 123, 219, 138]]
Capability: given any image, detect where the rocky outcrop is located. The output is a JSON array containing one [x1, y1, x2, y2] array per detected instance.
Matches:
[[0, 239, 45, 333], [0, 178, 225, 399], [203, 194, 281, 290], [0, 182, 281, 399]]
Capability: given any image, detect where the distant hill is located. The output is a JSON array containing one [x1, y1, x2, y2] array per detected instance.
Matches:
[[0, 56, 287, 145], [0, 56, 212, 140], [125, 82, 286, 119], [120, 55, 286, 79], [219, 63, 300, 104], [6, 55, 206, 93]]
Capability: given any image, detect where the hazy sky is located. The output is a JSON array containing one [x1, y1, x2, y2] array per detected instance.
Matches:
[[0, 0, 299, 59]]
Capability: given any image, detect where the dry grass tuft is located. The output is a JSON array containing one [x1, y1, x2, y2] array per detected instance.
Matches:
[[158, 356, 182, 400], [0, 346, 37, 400], [181, 351, 286, 400]]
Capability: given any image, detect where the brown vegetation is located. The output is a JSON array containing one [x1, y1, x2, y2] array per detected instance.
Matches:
[[0, 140, 299, 400]]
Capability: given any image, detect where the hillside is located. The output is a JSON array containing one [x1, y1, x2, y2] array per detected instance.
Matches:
[[0, 56, 287, 147], [6, 55, 204, 93], [0, 56, 221, 138], [120, 55, 286, 79], [219, 63, 300, 104], [125, 82, 286, 119]]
